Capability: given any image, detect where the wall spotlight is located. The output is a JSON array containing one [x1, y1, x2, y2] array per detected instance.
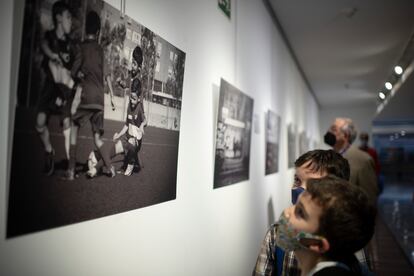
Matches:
[[394, 66, 403, 75], [385, 82, 393, 90], [379, 91, 386, 99]]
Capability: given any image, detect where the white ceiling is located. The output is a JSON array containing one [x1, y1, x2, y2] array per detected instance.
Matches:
[[268, 0, 414, 111]]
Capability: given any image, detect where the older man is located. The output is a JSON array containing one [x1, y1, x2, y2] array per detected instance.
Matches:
[[324, 117, 378, 205]]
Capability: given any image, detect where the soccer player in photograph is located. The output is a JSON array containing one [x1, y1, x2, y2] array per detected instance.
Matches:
[[64, 10, 115, 180], [36, 1, 74, 175]]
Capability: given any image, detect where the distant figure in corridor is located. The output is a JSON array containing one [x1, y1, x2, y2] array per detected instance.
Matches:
[[359, 131, 383, 194]]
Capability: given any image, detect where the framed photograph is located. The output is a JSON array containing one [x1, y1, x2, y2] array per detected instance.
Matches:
[[214, 79, 253, 188], [265, 110, 281, 175], [7, 0, 185, 238]]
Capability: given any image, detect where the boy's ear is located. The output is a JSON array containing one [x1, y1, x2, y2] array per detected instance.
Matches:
[[309, 238, 330, 254], [300, 237, 330, 254]]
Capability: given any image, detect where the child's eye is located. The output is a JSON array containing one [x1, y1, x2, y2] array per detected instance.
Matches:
[[295, 207, 304, 219]]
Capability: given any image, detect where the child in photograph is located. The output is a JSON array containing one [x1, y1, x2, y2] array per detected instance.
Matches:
[[117, 45, 146, 171], [87, 90, 146, 177], [88, 46, 146, 177], [64, 10, 114, 180], [35, 1, 74, 175]]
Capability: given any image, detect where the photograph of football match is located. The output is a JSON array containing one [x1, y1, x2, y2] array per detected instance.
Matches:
[[7, 0, 185, 238]]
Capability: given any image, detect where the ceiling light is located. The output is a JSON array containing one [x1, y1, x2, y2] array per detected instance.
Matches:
[[385, 82, 393, 90], [394, 66, 403, 75], [379, 92, 386, 99]]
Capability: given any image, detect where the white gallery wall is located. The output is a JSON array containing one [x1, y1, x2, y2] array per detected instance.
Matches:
[[0, 1, 320, 275]]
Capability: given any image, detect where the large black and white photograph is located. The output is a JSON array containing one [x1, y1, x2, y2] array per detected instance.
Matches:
[[214, 79, 253, 189], [265, 110, 280, 175], [7, 0, 186, 238], [287, 123, 297, 168]]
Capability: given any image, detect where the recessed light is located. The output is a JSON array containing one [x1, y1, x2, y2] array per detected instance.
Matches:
[[394, 66, 403, 75], [379, 92, 386, 99], [385, 82, 393, 90]]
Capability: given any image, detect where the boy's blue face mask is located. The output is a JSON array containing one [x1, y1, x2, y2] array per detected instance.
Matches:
[[291, 187, 305, 205]]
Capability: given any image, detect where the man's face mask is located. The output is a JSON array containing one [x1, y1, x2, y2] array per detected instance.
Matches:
[[291, 187, 305, 205], [324, 131, 336, 147], [275, 211, 325, 252]]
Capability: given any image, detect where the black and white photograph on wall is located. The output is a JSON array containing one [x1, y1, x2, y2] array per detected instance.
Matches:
[[214, 78, 254, 188], [287, 123, 297, 168], [299, 131, 309, 155], [265, 110, 281, 175], [7, 0, 186, 238]]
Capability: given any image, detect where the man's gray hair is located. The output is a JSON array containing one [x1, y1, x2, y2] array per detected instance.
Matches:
[[338, 117, 357, 144]]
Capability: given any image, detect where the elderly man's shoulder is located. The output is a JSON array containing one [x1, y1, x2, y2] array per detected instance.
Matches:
[[344, 145, 373, 163]]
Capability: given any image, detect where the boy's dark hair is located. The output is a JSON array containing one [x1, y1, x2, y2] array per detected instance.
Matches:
[[306, 176, 376, 260], [132, 46, 143, 67], [85, 10, 101, 35], [295, 149, 350, 181], [52, 1, 70, 26]]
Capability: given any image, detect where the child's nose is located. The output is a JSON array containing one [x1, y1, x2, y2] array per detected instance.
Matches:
[[284, 206, 292, 219]]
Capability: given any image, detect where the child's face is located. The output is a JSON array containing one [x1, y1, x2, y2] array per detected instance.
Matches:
[[293, 161, 326, 190], [58, 10, 72, 34], [131, 60, 140, 76], [130, 95, 139, 106], [283, 191, 322, 235]]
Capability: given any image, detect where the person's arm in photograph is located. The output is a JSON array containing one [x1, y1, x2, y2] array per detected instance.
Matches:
[[41, 32, 61, 64], [113, 124, 128, 141], [139, 103, 147, 133], [106, 74, 115, 110]]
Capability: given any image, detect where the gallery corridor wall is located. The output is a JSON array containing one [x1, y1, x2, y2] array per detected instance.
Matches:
[[0, 0, 320, 275]]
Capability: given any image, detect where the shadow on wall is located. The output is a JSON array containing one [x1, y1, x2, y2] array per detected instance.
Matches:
[[267, 197, 275, 227]]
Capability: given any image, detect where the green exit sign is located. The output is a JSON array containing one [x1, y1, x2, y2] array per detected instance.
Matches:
[[218, 0, 231, 19]]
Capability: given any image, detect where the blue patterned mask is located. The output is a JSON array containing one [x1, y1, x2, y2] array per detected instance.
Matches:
[[275, 212, 325, 252]]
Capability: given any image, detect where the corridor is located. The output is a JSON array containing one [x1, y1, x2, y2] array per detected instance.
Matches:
[[373, 180, 414, 275]]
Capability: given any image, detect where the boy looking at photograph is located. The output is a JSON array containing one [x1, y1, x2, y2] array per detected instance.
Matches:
[[275, 176, 376, 275], [253, 150, 373, 276]]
